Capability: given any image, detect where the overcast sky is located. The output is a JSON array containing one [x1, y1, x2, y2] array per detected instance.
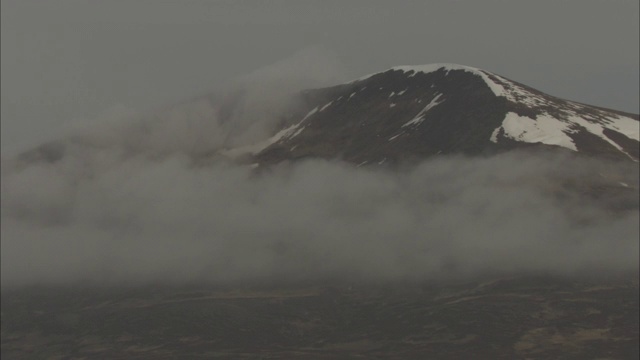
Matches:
[[2, 0, 639, 155]]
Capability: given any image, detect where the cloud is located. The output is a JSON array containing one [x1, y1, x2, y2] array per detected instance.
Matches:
[[2, 148, 637, 286], [1, 47, 637, 287], [44, 46, 348, 160], [217, 45, 348, 147]]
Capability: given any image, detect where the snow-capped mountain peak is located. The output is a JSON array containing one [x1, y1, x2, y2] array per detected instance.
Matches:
[[247, 63, 639, 165]]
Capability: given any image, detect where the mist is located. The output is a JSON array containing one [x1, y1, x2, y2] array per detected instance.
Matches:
[[2, 44, 638, 287], [2, 142, 638, 287], [36, 46, 347, 160]]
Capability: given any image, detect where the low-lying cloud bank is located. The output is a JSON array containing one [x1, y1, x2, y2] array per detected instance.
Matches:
[[1, 48, 638, 287], [2, 149, 638, 286]]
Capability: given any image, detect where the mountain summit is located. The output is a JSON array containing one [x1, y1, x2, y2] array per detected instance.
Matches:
[[221, 64, 638, 166]]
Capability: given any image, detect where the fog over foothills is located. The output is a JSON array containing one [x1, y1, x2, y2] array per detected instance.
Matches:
[[1, 149, 639, 286], [1, 1, 639, 287]]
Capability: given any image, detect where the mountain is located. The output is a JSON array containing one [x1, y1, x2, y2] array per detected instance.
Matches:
[[3, 64, 638, 359], [13, 63, 639, 169], [221, 64, 639, 166]]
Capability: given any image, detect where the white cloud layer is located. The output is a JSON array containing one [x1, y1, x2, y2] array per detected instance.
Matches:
[[2, 148, 638, 286]]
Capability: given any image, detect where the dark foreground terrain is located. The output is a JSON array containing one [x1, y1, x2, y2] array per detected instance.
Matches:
[[2, 275, 638, 359]]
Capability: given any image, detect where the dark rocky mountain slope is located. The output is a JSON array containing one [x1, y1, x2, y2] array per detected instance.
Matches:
[[236, 64, 638, 166]]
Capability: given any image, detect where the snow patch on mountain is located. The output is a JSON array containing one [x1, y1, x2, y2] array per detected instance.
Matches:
[[491, 111, 639, 160], [402, 93, 444, 128], [319, 101, 333, 112], [568, 114, 639, 156], [599, 115, 639, 141], [483, 69, 639, 159], [491, 112, 577, 150]]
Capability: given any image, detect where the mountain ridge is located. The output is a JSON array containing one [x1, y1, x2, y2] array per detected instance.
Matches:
[[240, 64, 639, 166], [10, 63, 640, 169]]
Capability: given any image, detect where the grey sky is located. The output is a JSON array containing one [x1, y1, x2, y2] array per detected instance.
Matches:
[[2, 0, 639, 155]]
